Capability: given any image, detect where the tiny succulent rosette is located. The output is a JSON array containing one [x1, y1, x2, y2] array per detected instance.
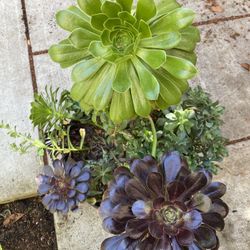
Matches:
[[100, 151, 228, 249], [49, 0, 200, 123], [36, 158, 91, 213]]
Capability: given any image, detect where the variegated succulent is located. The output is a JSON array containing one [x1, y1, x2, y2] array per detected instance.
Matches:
[[49, 0, 200, 123]]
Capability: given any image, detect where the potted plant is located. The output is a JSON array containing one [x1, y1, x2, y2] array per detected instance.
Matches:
[[0, 0, 229, 249]]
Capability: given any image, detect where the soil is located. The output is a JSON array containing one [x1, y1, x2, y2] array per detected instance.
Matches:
[[0, 197, 57, 250]]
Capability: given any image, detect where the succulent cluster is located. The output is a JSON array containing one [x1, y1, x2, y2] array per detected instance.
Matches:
[[36, 158, 91, 213], [100, 151, 228, 249], [49, 0, 200, 123]]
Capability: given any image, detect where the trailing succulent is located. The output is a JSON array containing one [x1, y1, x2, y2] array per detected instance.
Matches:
[[100, 151, 228, 250], [49, 0, 200, 122]]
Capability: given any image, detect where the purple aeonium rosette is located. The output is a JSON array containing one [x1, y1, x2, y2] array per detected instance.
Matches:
[[36, 158, 91, 214], [100, 151, 228, 250]]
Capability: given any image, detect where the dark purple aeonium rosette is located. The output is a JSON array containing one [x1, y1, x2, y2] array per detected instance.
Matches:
[[100, 151, 228, 250], [36, 158, 91, 214]]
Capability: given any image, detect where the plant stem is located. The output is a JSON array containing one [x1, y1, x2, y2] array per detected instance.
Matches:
[[148, 116, 157, 158]]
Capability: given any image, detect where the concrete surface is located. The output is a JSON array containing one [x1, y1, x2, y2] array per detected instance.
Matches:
[[0, 0, 41, 204], [54, 203, 110, 250]]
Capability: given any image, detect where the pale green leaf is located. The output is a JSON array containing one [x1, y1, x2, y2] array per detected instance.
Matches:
[[101, 1, 122, 18], [91, 14, 108, 30], [166, 49, 197, 65], [162, 55, 197, 79], [116, 0, 133, 12], [155, 0, 180, 17], [150, 8, 196, 34], [104, 18, 122, 29], [136, 0, 156, 21], [72, 57, 105, 82], [112, 61, 132, 93], [138, 20, 152, 38], [69, 28, 100, 49], [132, 57, 160, 100], [137, 48, 166, 69], [101, 29, 111, 45], [89, 41, 113, 58], [140, 32, 181, 49], [77, 0, 102, 16], [118, 11, 136, 24]]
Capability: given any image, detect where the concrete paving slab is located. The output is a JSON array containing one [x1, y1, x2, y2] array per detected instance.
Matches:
[[0, 0, 41, 204], [26, 0, 250, 52], [194, 18, 250, 140], [215, 140, 250, 250], [54, 203, 110, 250]]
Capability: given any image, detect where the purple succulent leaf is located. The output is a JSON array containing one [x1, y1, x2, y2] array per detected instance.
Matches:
[[65, 159, 75, 175], [38, 183, 51, 194], [77, 193, 86, 202], [209, 199, 229, 218], [188, 243, 201, 250], [115, 174, 130, 189], [53, 160, 65, 177], [70, 179, 76, 188], [42, 194, 52, 207], [43, 165, 54, 177], [56, 200, 66, 211], [137, 235, 155, 250], [103, 217, 125, 234], [51, 193, 60, 200], [99, 199, 114, 219], [125, 178, 150, 201], [162, 151, 182, 184], [112, 204, 133, 221], [77, 171, 91, 182], [153, 235, 171, 250], [70, 165, 81, 178], [126, 218, 149, 239], [48, 201, 57, 213], [132, 200, 151, 218], [202, 182, 226, 199], [176, 229, 194, 246], [36, 175, 50, 185], [194, 225, 217, 249], [188, 193, 212, 213], [202, 212, 225, 231], [146, 172, 164, 198], [67, 199, 75, 209], [153, 197, 168, 209], [109, 186, 127, 204], [101, 234, 131, 250], [68, 189, 76, 198], [148, 221, 164, 239], [171, 238, 182, 250], [167, 181, 186, 201], [76, 182, 89, 193], [183, 210, 202, 230], [114, 167, 131, 177]]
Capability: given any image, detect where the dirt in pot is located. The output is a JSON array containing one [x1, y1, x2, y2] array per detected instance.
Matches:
[[0, 197, 57, 250]]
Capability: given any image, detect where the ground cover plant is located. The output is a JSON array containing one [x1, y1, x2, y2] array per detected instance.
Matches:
[[1, 0, 229, 249]]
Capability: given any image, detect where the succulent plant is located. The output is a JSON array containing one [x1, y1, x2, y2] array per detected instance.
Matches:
[[100, 151, 228, 249], [36, 158, 91, 213], [49, 0, 200, 123]]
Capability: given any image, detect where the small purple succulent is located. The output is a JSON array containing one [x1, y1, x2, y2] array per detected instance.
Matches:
[[36, 158, 91, 213], [100, 151, 228, 250]]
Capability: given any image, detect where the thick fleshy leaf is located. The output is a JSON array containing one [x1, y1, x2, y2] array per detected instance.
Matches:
[[155, 0, 180, 17], [202, 182, 226, 199], [42, 194, 52, 207], [189, 193, 212, 213], [167, 181, 185, 201], [68, 189, 76, 198], [153, 236, 171, 250], [146, 172, 164, 197], [70, 165, 81, 177], [136, 0, 156, 21], [209, 199, 229, 218], [57, 201, 66, 211], [109, 186, 126, 204], [89, 41, 113, 58], [101, 235, 133, 250], [72, 58, 105, 82], [137, 48, 166, 69], [137, 235, 155, 250], [76, 182, 89, 193], [126, 219, 148, 239], [176, 229, 194, 246], [77, 171, 91, 182], [104, 18, 122, 29], [140, 32, 181, 49], [91, 14, 108, 30], [129, 63, 152, 116], [43, 165, 54, 177], [53, 160, 65, 176], [112, 61, 132, 93], [110, 90, 135, 123], [150, 8, 195, 34], [183, 210, 202, 230], [202, 213, 225, 231], [162, 55, 197, 79], [162, 151, 182, 183], [49, 44, 88, 68], [69, 28, 99, 49], [101, 1, 122, 18], [118, 11, 136, 24], [112, 204, 133, 221], [125, 178, 150, 201], [166, 49, 197, 65], [103, 217, 125, 234], [132, 200, 151, 218], [175, 26, 201, 52], [149, 221, 164, 239], [194, 226, 217, 249], [138, 20, 152, 38], [132, 57, 160, 100], [77, 0, 102, 16], [172, 237, 182, 250], [117, 0, 133, 12], [38, 184, 51, 195], [77, 193, 86, 202], [99, 199, 113, 219], [188, 243, 201, 250], [56, 6, 92, 32]]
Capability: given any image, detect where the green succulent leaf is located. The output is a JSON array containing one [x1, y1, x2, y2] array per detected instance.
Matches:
[[136, 0, 156, 22], [69, 28, 100, 49], [140, 32, 181, 49], [50, 0, 200, 122], [77, 0, 102, 16], [150, 8, 196, 34], [162, 55, 197, 79], [137, 48, 166, 69]]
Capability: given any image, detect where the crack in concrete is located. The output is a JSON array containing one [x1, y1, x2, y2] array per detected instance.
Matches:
[[227, 136, 250, 146]]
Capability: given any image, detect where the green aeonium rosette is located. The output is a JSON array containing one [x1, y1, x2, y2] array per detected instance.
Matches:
[[49, 0, 200, 123]]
